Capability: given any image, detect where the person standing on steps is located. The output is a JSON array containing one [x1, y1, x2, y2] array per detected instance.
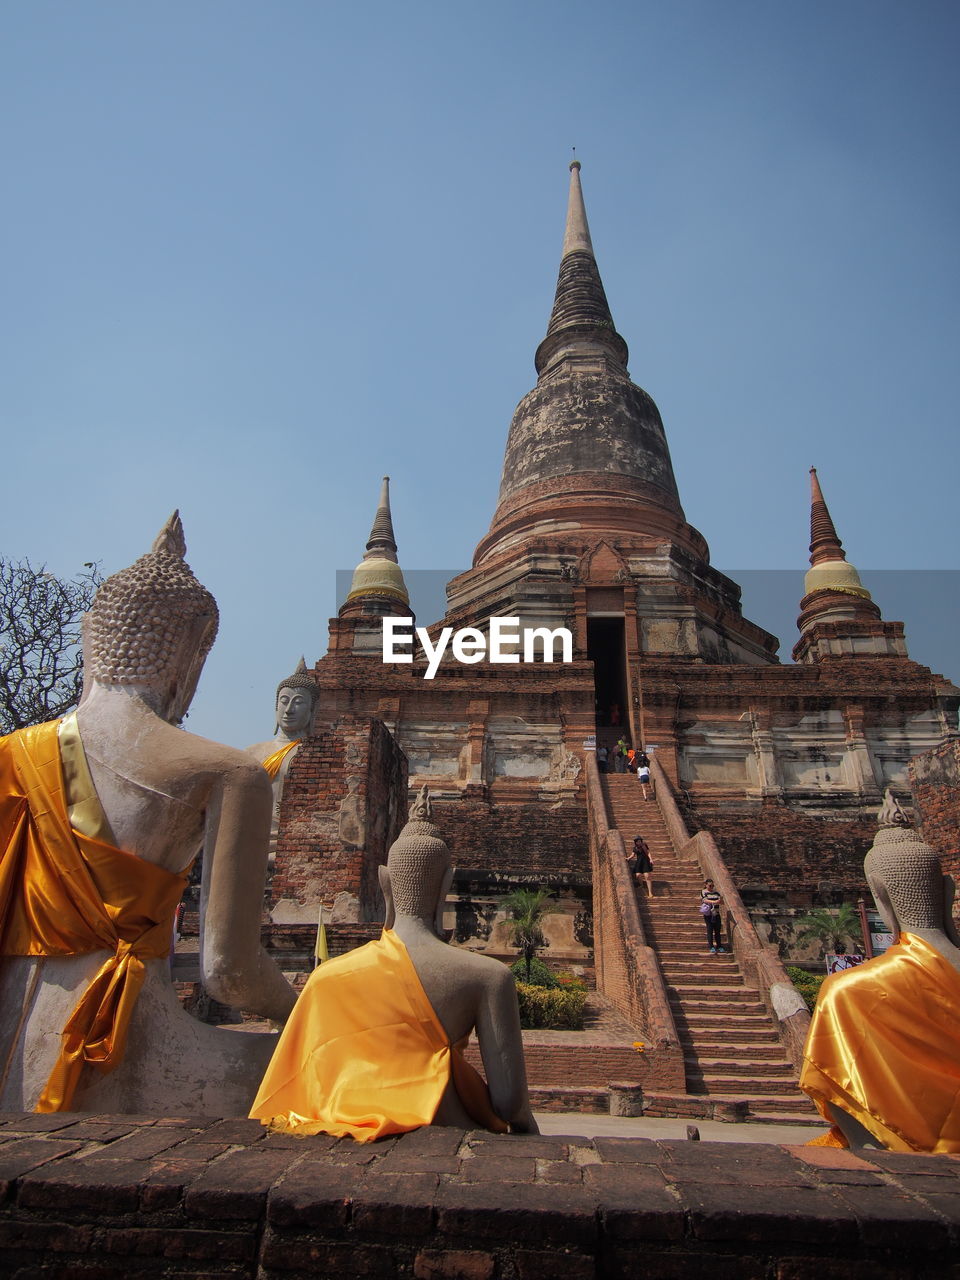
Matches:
[[635, 750, 651, 800], [700, 879, 724, 953], [630, 834, 654, 897]]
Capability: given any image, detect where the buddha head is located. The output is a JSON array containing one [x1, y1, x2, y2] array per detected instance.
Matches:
[[82, 512, 218, 724], [274, 658, 318, 739], [864, 790, 953, 937], [379, 786, 454, 934]]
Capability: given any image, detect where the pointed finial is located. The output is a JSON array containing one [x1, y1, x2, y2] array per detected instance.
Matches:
[[808, 468, 846, 566], [570, 146, 580, 172], [365, 475, 398, 561], [151, 510, 187, 559], [562, 155, 593, 257]]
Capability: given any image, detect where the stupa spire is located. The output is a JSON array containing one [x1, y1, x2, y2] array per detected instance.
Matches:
[[365, 475, 398, 563], [561, 159, 594, 258], [536, 160, 627, 375], [808, 467, 846, 567]]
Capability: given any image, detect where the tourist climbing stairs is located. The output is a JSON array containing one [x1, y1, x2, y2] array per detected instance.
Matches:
[[601, 773, 818, 1124]]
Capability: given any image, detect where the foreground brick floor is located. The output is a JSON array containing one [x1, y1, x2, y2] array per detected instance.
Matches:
[[1, 1112, 959, 1278]]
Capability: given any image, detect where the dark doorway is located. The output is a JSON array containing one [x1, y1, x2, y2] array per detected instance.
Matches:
[[588, 617, 627, 729]]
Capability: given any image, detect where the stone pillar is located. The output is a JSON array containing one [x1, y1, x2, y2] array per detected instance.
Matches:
[[572, 585, 588, 657], [466, 699, 489, 790], [843, 704, 882, 801], [608, 1082, 645, 1117], [750, 707, 783, 802]]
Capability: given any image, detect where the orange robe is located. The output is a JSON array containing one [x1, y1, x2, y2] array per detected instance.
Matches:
[[260, 740, 299, 780], [0, 719, 189, 1112], [800, 932, 960, 1153], [249, 929, 508, 1141]]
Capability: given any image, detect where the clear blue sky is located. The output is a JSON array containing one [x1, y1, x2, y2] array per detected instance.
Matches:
[[2, 1, 957, 746]]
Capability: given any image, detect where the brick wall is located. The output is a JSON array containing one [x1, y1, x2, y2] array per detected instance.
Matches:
[[271, 717, 407, 918], [910, 738, 960, 887], [1, 1114, 958, 1277], [690, 804, 875, 905], [433, 797, 590, 879]]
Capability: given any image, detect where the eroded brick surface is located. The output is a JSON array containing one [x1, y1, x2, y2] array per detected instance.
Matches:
[[0, 1118, 957, 1277]]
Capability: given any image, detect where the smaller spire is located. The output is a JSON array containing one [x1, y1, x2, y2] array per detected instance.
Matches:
[[365, 476, 398, 564], [808, 468, 846, 566], [343, 476, 409, 610]]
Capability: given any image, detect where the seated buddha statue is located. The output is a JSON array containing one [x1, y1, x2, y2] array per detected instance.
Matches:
[[246, 659, 318, 858], [0, 513, 297, 1115], [250, 786, 539, 1140], [800, 790, 960, 1153]]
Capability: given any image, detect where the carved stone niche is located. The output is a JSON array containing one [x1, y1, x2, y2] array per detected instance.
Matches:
[[580, 539, 630, 586]]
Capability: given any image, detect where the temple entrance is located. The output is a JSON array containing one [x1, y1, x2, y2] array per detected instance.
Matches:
[[587, 617, 627, 731]]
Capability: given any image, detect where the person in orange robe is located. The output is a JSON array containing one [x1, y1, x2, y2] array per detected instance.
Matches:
[[251, 788, 539, 1141]]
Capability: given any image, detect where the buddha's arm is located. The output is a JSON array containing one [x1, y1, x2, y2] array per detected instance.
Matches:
[[200, 760, 297, 1021], [475, 968, 540, 1134], [827, 1103, 882, 1150]]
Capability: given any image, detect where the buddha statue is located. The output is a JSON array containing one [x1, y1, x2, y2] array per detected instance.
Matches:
[[800, 791, 960, 1152], [0, 513, 297, 1115], [246, 659, 318, 859], [250, 786, 539, 1140]]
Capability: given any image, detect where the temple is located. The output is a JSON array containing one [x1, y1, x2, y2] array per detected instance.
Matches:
[[253, 163, 958, 1119]]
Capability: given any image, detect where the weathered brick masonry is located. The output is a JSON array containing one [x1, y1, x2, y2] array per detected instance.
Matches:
[[910, 738, 960, 887], [271, 717, 407, 917], [2, 1114, 959, 1278]]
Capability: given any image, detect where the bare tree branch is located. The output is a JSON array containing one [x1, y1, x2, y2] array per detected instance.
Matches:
[[0, 558, 103, 734]]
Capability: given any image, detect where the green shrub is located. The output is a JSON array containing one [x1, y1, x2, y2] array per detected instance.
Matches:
[[515, 981, 587, 1030], [509, 956, 558, 988], [786, 964, 826, 1013]]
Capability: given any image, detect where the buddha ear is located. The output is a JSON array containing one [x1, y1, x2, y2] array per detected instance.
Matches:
[[868, 874, 899, 941], [434, 864, 455, 938], [943, 875, 960, 948], [378, 864, 395, 930]]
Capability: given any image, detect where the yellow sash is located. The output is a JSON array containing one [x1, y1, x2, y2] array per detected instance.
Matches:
[[0, 719, 189, 1112], [800, 932, 960, 1153], [260, 739, 300, 780], [250, 929, 508, 1141]]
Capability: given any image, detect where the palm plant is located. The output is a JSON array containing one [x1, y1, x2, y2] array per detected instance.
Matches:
[[794, 902, 861, 954], [503, 888, 552, 983]]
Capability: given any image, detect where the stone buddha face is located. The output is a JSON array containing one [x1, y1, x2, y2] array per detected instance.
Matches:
[[276, 685, 314, 739]]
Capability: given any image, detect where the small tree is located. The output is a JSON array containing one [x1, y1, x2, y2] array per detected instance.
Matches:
[[0, 558, 102, 734], [503, 888, 551, 983], [795, 902, 861, 955]]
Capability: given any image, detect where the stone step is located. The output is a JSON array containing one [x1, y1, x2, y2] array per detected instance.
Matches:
[[688, 1074, 801, 1096], [682, 1033, 786, 1052], [663, 973, 746, 989], [683, 1014, 772, 1029], [670, 997, 767, 1016], [746, 1094, 820, 1118], [680, 1037, 783, 1056], [685, 1054, 795, 1075]]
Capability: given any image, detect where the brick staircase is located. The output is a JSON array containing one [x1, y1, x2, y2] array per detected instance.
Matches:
[[601, 773, 818, 1125]]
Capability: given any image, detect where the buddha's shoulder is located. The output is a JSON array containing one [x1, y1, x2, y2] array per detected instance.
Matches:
[[153, 727, 274, 787]]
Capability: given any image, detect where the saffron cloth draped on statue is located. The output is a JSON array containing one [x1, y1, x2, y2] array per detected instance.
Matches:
[[260, 739, 300, 780], [800, 932, 960, 1153], [249, 928, 508, 1141], [0, 718, 189, 1112]]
